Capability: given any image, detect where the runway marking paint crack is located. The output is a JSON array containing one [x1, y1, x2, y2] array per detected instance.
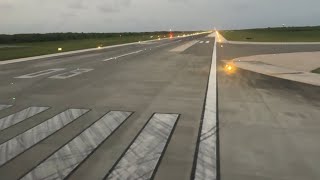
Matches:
[[0, 107, 49, 131], [104, 113, 179, 180], [0, 109, 89, 166], [20, 111, 132, 180]]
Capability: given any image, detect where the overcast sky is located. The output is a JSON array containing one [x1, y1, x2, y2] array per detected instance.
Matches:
[[1, 0, 319, 34]]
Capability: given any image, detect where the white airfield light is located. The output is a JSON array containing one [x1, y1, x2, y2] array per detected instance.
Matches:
[[58, 48, 62, 51]]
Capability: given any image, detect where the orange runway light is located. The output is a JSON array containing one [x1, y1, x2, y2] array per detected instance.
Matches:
[[224, 64, 236, 74], [169, 32, 174, 39]]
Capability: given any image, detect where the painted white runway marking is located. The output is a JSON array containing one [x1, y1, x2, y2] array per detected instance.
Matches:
[[105, 113, 179, 180], [0, 107, 49, 131], [207, 33, 215, 38], [193, 38, 217, 180], [154, 40, 182, 48], [0, 109, 89, 166], [49, 68, 93, 79], [21, 111, 132, 180], [170, 40, 199, 52], [199, 41, 204, 44], [15, 69, 65, 79], [103, 50, 143, 61], [0, 105, 12, 111], [206, 41, 210, 44]]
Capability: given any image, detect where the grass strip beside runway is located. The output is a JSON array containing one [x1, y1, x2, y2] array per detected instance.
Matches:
[[311, 67, 320, 74], [0, 32, 189, 61], [220, 26, 320, 42]]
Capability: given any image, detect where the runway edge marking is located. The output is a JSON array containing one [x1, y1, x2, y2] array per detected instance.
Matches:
[[191, 34, 218, 180]]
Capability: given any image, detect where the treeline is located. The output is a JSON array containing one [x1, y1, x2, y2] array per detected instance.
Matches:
[[0, 31, 191, 44]]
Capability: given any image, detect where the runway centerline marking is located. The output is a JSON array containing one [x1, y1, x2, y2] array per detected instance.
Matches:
[[105, 113, 179, 180], [0, 109, 89, 166], [199, 41, 204, 44], [170, 40, 199, 52], [0, 107, 49, 131], [21, 111, 132, 180], [153, 40, 182, 48], [103, 50, 143, 62], [103, 40, 182, 62], [15, 69, 65, 79], [192, 37, 217, 180], [206, 41, 210, 44], [49, 68, 93, 79]]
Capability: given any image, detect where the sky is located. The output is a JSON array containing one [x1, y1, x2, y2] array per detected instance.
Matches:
[[1, 0, 320, 34]]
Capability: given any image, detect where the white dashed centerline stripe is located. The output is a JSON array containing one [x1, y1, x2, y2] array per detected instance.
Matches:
[[105, 113, 179, 180], [153, 40, 182, 48], [21, 111, 132, 180], [0, 109, 89, 166], [170, 40, 199, 52], [15, 69, 65, 79], [206, 41, 210, 44], [0, 107, 49, 131], [193, 37, 217, 180], [199, 41, 204, 44], [103, 50, 143, 62], [0, 105, 12, 111]]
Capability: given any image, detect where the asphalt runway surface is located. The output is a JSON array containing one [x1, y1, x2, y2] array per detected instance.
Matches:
[[0, 34, 320, 180], [0, 34, 215, 180]]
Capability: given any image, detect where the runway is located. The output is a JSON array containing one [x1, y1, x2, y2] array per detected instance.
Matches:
[[0, 34, 216, 180], [1, 33, 320, 180]]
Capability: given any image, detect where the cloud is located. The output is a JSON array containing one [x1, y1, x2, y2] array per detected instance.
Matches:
[[68, 0, 87, 10], [1, 0, 320, 33], [98, 5, 119, 13], [168, 0, 190, 3], [0, 2, 13, 10], [98, 0, 132, 13]]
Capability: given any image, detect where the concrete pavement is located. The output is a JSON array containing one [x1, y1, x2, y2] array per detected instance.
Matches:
[[224, 51, 320, 86], [1, 32, 320, 180], [0, 34, 217, 180], [218, 43, 320, 180]]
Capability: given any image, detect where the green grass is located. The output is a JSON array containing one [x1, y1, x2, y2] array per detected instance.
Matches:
[[0, 33, 188, 61], [311, 68, 320, 74], [220, 26, 320, 42]]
